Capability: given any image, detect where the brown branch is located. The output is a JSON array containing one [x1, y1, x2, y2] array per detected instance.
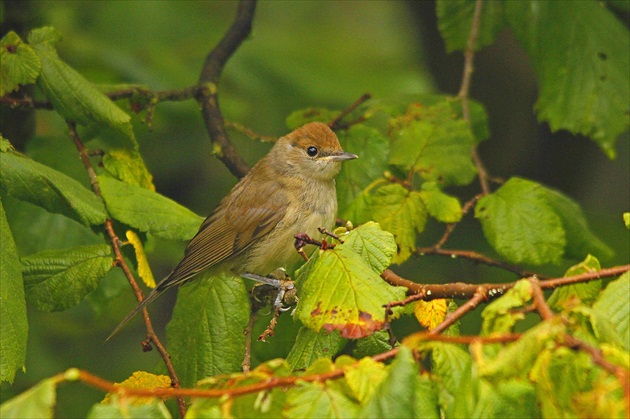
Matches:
[[328, 93, 372, 130], [66, 122, 187, 418], [456, 0, 490, 195], [381, 264, 630, 302], [196, 0, 256, 179], [430, 291, 486, 335], [529, 278, 554, 320], [415, 247, 545, 279]]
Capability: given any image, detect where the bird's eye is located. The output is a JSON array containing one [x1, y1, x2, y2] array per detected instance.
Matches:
[[306, 146, 318, 157]]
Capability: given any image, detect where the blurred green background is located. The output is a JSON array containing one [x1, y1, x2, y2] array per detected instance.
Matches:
[[1, 1, 628, 416]]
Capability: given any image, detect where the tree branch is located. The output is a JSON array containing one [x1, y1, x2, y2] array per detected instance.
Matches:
[[457, 0, 490, 195], [381, 264, 630, 301], [66, 122, 187, 418], [196, 0, 257, 179]]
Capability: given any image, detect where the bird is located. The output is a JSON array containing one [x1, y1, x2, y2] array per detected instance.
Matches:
[[107, 121, 357, 340]]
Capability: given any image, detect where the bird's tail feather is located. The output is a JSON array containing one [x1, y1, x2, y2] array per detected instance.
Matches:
[[105, 286, 164, 342]]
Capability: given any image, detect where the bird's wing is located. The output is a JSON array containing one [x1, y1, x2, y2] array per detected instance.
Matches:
[[158, 175, 288, 289]]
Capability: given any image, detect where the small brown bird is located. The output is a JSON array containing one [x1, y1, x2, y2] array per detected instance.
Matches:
[[107, 122, 357, 339]]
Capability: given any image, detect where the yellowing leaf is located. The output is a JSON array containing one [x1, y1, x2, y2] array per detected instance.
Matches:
[[126, 231, 155, 288], [343, 357, 387, 403], [414, 299, 448, 331], [102, 371, 171, 405], [103, 149, 155, 191]]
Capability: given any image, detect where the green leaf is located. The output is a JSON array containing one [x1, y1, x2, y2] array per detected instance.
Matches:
[[419, 182, 463, 223], [166, 272, 250, 388], [0, 198, 28, 384], [505, 1, 630, 158], [480, 319, 566, 381], [0, 31, 41, 95], [340, 221, 396, 274], [543, 187, 613, 261], [0, 377, 56, 418], [352, 330, 395, 359], [436, 0, 506, 52], [481, 279, 532, 335], [28, 27, 133, 137], [475, 177, 565, 265], [336, 124, 389, 214], [343, 356, 387, 404], [102, 149, 155, 191], [530, 347, 595, 418], [389, 101, 478, 185], [548, 255, 602, 311], [21, 244, 114, 312], [472, 379, 539, 418], [428, 342, 473, 416], [87, 399, 172, 419], [98, 175, 203, 241], [593, 272, 629, 350], [368, 183, 427, 265], [294, 240, 407, 339], [284, 381, 360, 419], [286, 327, 346, 372], [0, 150, 107, 226], [361, 346, 440, 418]]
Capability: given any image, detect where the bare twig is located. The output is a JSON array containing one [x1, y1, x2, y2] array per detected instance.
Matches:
[[433, 193, 483, 249], [415, 247, 545, 279], [328, 93, 371, 130], [196, 0, 257, 179], [457, 0, 490, 195], [66, 122, 187, 417], [429, 290, 486, 335]]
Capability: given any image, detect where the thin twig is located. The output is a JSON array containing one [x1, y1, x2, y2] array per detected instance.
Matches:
[[415, 247, 545, 279], [433, 194, 483, 249], [66, 122, 187, 418], [328, 93, 371, 130], [196, 0, 257, 179], [429, 291, 486, 335], [457, 0, 490, 195]]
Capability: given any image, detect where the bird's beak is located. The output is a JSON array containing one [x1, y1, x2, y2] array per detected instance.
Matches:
[[324, 151, 358, 162]]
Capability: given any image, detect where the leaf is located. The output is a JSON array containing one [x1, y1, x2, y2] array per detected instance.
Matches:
[[480, 319, 566, 381], [0, 150, 107, 226], [543, 187, 613, 261], [368, 183, 427, 265], [336, 124, 389, 214], [0, 198, 28, 384], [286, 327, 346, 372], [414, 299, 448, 331], [166, 272, 250, 388], [343, 357, 387, 404], [126, 231, 155, 288], [419, 182, 463, 223], [530, 347, 595, 418], [360, 346, 440, 418], [505, 1, 630, 158], [593, 272, 629, 350], [98, 175, 203, 241], [101, 372, 171, 406], [21, 244, 114, 312], [352, 331, 395, 359], [28, 27, 134, 137], [87, 399, 172, 419], [388, 101, 478, 185], [548, 255, 601, 311], [0, 377, 56, 419], [294, 239, 407, 339], [436, 0, 506, 52], [623, 212, 630, 229], [475, 177, 565, 265], [102, 149, 155, 191], [284, 381, 360, 419], [0, 31, 41, 95], [340, 221, 396, 274], [481, 279, 532, 335]]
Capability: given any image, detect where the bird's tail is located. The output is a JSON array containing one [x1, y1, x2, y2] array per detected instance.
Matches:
[[105, 285, 164, 342]]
